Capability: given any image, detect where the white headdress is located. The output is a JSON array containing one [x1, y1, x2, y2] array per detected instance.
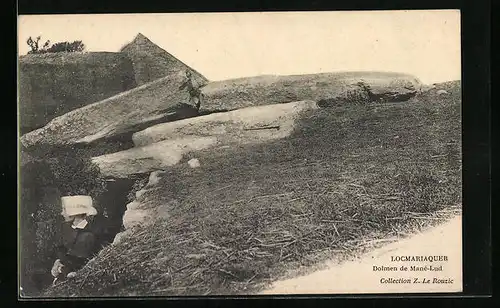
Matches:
[[61, 195, 97, 221]]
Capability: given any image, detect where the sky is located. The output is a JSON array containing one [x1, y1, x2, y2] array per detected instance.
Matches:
[[18, 11, 461, 84]]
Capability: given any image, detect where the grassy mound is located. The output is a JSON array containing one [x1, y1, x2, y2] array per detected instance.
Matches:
[[120, 33, 208, 86], [19, 52, 137, 134], [45, 81, 461, 297]]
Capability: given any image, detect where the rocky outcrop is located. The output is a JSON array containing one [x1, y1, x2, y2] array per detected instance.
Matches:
[[92, 101, 319, 178], [91, 136, 217, 179], [19, 34, 210, 295], [19, 52, 137, 134], [44, 79, 462, 297], [133, 100, 319, 147], [199, 72, 422, 112], [120, 171, 166, 232], [20, 72, 200, 151], [120, 33, 208, 86]]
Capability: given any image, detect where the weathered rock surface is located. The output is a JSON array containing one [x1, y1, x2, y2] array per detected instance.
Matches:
[[20, 72, 201, 151], [188, 158, 201, 168], [92, 101, 319, 178], [199, 72, 422, 112], [19, 52, 137, 134], [133, 100, 319, 147], [120, 33, 208, 86], [121, 171, 169, 231], [91, 136, 217, 178]]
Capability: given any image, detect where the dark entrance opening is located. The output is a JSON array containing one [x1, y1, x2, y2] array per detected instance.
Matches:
[[19, 147, 142, 297], [94, 178, 137, 246]]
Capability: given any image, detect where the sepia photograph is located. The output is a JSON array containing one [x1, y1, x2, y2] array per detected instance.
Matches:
[[18, 10, 462, 298]]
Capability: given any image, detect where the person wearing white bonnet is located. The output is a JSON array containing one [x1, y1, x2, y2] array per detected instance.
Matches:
[[51, 195, 103, 284], [60, 195, 98, 223]]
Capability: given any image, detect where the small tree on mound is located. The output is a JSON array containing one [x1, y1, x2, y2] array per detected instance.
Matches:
[[27, 36, 86, 54]]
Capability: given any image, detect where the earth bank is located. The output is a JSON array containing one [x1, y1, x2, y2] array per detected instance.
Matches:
[[42, 81, 461, 297]]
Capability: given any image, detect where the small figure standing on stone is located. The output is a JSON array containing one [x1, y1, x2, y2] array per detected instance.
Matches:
[[179, 69, 203, 111], [51, 196, 106, 284]]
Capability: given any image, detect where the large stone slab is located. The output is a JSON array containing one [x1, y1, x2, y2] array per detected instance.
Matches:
[[199, 71, 422, 112], [18, 52, 137, 134], [20, 72, 201, 151], [92, 101, 319, 178], [133, 100, 319, 147], [91, 136, 217, 179]]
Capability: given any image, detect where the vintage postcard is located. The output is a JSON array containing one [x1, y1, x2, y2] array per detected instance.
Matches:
[[18, 10, 462, 298]]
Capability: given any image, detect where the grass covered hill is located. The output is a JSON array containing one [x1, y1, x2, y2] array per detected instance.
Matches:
[[120, 33, 208, 87], [19, 52, 137, 134], [45, 81, 461, 297]]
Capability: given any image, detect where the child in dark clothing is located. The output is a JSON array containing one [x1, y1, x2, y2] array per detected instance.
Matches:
[[51, 196, 107, 283]]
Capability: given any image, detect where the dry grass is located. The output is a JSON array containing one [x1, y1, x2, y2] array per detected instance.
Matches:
[[44, 81, 461, 297]]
